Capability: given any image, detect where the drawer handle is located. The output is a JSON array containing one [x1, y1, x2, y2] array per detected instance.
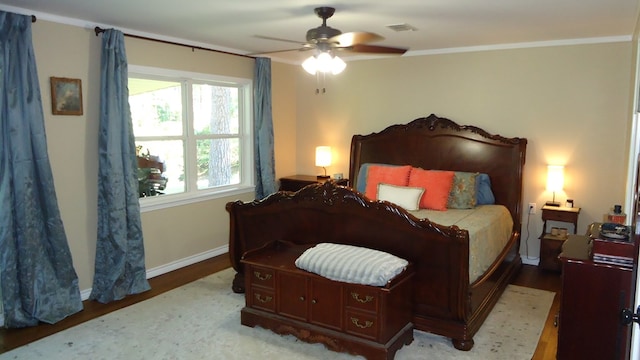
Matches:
[[351, 292, 374, 304], [253, 271, 272, 281], [299, 296, 305, 301], [254, 294, 273, 303], [351, 317, 373, 329]]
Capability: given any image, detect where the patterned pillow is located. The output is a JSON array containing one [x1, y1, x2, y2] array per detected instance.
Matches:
[[364, 165, 412, 200], [407, 168, 455, 211], [447, 172, 479, 209]]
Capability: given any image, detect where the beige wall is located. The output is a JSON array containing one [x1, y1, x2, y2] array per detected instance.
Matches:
[[293, 42, 634, 260], [271, 61, 299, 178], [31, 20, 299, 291], [28, 18, 637, 288]]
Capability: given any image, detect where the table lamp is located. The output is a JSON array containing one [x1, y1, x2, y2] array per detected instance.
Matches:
[[545, 165, 564, 206], [315, 146, 331, 179]]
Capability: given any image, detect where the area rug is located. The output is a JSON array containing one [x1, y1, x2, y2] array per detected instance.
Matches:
[[1, 268, 555, 360]]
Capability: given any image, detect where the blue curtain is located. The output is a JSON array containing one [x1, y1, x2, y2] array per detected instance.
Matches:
[[0, 11, 83, 327], [90, 29, 150, 303], [253, 57, 277, 199]]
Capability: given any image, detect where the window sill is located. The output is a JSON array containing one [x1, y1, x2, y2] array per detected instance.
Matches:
[[139, 185, 255, 212]]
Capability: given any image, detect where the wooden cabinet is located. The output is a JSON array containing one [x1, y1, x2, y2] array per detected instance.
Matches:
[[279, 175, 348, 192], [240, 242, 414, 360], [539, 205, 580, 271], [276, 271, 343, 329], [276, 271, 308, 320], [558, 235, 635, 360]]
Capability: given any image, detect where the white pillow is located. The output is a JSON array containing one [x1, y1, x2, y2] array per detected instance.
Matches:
[[377, 183, 424, 211]]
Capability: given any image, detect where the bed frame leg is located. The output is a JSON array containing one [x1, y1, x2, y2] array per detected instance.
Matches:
[[452, 338, 474, 351], [232, 272, 245, 293]]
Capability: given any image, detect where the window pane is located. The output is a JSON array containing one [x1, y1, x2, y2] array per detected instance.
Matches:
[[129, 78, 183, 137], [196, 138, 240, 189], [192, 84, 239, 135], [136, 140, 185, 196]]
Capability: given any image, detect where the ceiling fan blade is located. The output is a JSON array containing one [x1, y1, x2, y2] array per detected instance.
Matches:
[[246, 47, 314, 56], [254, 35, 307, 45], [348, 44, 408, 55], [329, 31, 383, 47]]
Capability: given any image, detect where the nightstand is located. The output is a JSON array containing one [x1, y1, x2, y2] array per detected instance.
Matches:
[[539, 205, 581, 271], [279, 175, 349, 192]]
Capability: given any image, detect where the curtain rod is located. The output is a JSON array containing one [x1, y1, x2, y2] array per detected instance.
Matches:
[[93, 26, 254, 59], [32, 15, 36, 23]]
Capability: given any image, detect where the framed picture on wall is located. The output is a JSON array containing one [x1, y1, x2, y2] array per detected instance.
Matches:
[[50, 77, 83, 115]]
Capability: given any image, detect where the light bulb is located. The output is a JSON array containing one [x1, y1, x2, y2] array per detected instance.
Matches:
[[302, 56, 317, 75], [331, 56, 346, 75], [316, 52, 333, 73]]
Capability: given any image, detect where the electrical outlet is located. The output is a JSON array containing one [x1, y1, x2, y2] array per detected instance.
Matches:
[[528, 203, 536, 214]]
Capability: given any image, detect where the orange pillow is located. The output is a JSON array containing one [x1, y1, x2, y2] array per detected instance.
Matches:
[[408, 168, 455, 210], [364, 165, 412, 199]]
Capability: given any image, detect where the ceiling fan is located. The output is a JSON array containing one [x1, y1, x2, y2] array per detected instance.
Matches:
[[254, 7, 408, 75]]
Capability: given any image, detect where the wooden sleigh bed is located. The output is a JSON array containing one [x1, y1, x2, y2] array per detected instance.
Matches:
[[226, 114, 527, 351]]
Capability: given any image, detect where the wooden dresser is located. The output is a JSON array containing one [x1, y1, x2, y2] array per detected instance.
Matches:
[[240, 241, 414, 360], [558, 234, 635, 359]]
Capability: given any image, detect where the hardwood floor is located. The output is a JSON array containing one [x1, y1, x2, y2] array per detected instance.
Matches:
[[512, 264, 562, 360], [0, 258, 561, 358], [0, 255, 231, 354]]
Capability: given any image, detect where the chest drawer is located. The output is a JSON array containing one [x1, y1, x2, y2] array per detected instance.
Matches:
[[345, 285, 379, 312], [345, 309, 379, 340], [248, 266, 275, 289], [247, 286, 276, 312]]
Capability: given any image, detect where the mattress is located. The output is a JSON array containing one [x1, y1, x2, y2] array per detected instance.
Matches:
[[408, 205, 513, 283]]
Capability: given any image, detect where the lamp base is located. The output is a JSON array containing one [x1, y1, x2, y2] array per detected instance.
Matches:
[[317, 175, 331, 180], [545, 201, 561, 207]]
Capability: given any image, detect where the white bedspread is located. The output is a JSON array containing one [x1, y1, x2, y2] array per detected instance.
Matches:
[[408, 205, 513, 283]]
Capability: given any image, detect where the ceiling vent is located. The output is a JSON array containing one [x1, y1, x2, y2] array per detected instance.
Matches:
[[386, 23, 418, 32]]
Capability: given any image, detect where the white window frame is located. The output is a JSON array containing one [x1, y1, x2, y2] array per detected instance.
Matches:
[[129, 65, 254, 212]]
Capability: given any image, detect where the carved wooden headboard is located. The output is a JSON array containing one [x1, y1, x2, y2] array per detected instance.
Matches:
[[349, 114, 528, 231]]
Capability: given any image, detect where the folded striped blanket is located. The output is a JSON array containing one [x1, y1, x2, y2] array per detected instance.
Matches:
[[295, 243, 408, 287]]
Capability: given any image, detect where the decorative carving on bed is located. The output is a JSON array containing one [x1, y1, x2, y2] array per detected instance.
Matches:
[[227, 114, 527, 351], [229, 182, 456, 236], [227, 181, 467, 281]]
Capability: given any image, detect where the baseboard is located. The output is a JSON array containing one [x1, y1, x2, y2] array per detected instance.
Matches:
[[0, 245, 229, 327], [79, 244, 229, 300], [144, 244, 229, 281], [521, 257, 540, 266]]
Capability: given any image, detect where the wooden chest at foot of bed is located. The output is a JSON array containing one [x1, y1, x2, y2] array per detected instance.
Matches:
[[240, 242, 415, 360]]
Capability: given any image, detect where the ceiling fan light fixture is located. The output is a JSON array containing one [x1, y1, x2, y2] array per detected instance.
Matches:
[[331, 55, 346, 75], [316, 52, 333, 73], [302, 52, 346, 75], [302, 56, 318, 75]]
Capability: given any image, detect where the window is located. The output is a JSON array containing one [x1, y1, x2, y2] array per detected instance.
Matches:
[[128, 66, 253, 210]]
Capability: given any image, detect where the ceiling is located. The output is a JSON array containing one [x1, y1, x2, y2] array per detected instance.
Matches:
[[0, 0, 639, 63]]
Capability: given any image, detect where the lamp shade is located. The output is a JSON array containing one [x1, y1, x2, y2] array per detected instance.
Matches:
[[315, 146, 332, 167], [546, 165, 564, 192]]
